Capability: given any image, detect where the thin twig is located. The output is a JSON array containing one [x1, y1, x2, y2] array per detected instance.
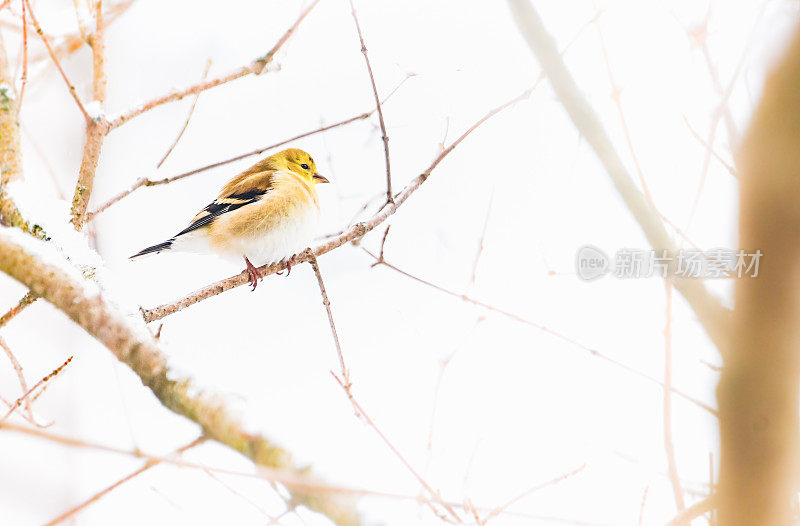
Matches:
[[306, 250, 350, 387], [0, 355, 73, 422], [638, 485, 649, 526], [331, 373, 462, 522], [0, 234, 358, 526], [307, 249, 458, 521], [663, 496, 716, 526], [348, 0, 392, 203], [0, 290, 36, 329], [106, 0, 320, 130], [0, 335, 32, 419], [484, 464, 586, 521], [506, 0, 730, 353], [22, 0, 91, 122], [0, 421, 601, 524], [362, 248, 717, 416], [663, 281, 685, 510], [470, 192, 494, 286], [14, 0, 26, 116], [140, 82, 543, 322], [370, 224, 391, 267], [682, 115, 736, 177], [683, 6, 760, 231], [42, 437, 206, 526], [87, 111, 372, 221], [156, 59, 212, 168], [592, 5, 657, 209]]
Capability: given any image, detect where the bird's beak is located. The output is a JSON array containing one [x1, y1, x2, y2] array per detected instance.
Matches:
[[313, 173, 330, 184]]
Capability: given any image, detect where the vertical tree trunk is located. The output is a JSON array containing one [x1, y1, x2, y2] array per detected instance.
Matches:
[[718, 24, 800, 526]]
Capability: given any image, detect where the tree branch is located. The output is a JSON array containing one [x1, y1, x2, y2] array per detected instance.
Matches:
[[348, 0, 392, 203], [106, 0, 320, 130], [717, 23, 800, 526], [69, 0, 108, 229], [0, 230, 360, 526], [141, 83, 540, 323], [506, 0, 731, 354], [87, 110, 372, 221]]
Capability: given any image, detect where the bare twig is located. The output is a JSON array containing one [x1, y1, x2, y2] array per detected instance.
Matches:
[[15, 0, 26, 116], [307, 248, 456, 521], [506, 0, 730, 353], [0, 29, 38, 235], [22, 0, 91, 122], [470, 192, 493, 286], [332, 373, 462, 522], [0, 290, 36, 329], [306, 250, 350, 387], [87, 111, 372, 221], [0, 355, 73, 422], [106, 0, 320, 130], [484, 464, 586, 521], [682, 115, 736, 177], [592, 5, 657, 209], [348, 0, 392, 203], [156, 59, 212, 168], [0, 335, 32, 419], [663, 496, 716, 526], [0, 232, 359, 526], [69, 0, 108, 229], [663, 281, 685, 511], [42, 437, 206, 526], [1, 421, 597, 524], [370, 224, 391, 267], [141, 82, 542, 322], [638, 485, 649, 526], [683, 7, 760, 231], [362, 247, 716, 416]]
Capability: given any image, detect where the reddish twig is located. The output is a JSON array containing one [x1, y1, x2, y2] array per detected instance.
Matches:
[[370, 224, 391, 267], [362, 247, 716, 416], [140, 83, 542, 322], [682, 115, 736, 177], [87, 111, 372, 221], [15, 0, 27, 116], [0, 335, 32, 419], [348, 0, 393, 203], [106, 0, 320, 130], [470, 192, 494, 286], [0, 355, 73, 422], [42, 436, 206, 526], [22, 0, 91, 122], [484, 463, 586, 521], [331, 373, 462, 522], [156, 59, 212, 168], [638, 485, 650, 526], [306, 250, 350, 387], [592, 5, 657, 210], [0, 291, 36, 329]]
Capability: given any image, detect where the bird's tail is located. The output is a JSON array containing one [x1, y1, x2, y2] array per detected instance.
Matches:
[[129, 239, 174, 260]]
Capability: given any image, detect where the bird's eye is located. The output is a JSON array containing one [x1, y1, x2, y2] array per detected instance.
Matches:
[[300, 163, 310, 170]]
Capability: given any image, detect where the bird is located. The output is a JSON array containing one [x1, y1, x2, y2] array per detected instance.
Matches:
[[130, 148, 330, 290]]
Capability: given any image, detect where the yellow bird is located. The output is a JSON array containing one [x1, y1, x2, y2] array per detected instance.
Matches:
[[130, 148, 329, 290]]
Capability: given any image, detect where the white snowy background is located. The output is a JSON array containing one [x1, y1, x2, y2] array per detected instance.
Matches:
[[0, 0, 797, 524]]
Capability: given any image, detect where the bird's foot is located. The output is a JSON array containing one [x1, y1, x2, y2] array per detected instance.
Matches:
[[244, 256, 263, 291], [278, 254, 299, 277]]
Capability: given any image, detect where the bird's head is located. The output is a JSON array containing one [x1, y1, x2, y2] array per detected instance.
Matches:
[[272, 148, 329, 185]]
